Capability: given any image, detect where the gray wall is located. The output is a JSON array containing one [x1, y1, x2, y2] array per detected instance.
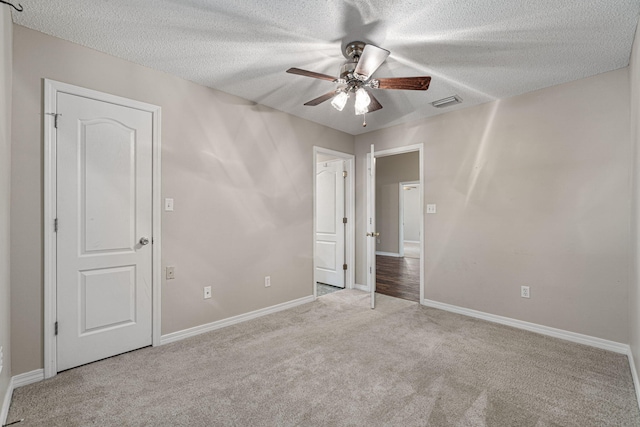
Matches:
[[630, 25, 640, 381], [375, 152, 419, 254], [0, 5, 11, 410], [356, 67, 631, 343], [10, 26, 354, 375]]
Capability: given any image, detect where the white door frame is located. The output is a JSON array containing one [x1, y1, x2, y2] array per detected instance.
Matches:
[[366, 144, 424, 304], [43, 79, 162, 379], [399, 181, 420, 257], [368, 144, 376, 308], [313, 147, 355, 298]]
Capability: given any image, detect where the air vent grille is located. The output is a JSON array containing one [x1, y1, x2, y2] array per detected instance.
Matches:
[[431, 95, 462, 108]]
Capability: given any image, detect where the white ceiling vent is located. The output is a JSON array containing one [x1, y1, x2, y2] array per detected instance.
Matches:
[[431, 95, 462, 108]]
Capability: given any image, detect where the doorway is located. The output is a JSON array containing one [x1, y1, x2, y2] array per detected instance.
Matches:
[[43, 80, 162, 378], [313, 147, 355, 298], [366, 145, 424, 305]]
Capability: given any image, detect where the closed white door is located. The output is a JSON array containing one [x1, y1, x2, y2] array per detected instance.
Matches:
[[315, 160, 345, 288], [56, 92, 153, 371]]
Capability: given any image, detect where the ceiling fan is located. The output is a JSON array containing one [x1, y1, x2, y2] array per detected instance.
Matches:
[[286, 41, 431, 126]]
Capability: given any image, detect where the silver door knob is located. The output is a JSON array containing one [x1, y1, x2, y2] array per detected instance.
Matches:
[[139, 237, 150, 246], [366, 232, 380, 237]]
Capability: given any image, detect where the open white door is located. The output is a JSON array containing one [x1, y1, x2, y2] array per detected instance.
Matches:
[[315, 160, 345, 288], [367, 144, 377, 309]]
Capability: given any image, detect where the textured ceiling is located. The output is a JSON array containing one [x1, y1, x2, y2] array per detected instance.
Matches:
[[11, 0, 640, 135]]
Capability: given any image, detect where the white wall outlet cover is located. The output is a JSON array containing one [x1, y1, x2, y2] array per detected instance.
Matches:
[[204, 286, 212, 299], [521, 286, 530, 298], [426, 204, 437, 214], [164, 198, 174, 211], [265, 276, 271, 287]]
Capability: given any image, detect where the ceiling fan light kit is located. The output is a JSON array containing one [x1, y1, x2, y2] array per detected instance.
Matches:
[[286, 41, 431, 127]]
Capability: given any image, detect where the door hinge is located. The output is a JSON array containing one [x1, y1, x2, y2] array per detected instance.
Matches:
[[54, 218, 58, 232], [46, 112, 62, 128], [343, 171, 347, 178], [54, 321, 58, 335], [370, 266, 372, 274], [343, 217, 347, 224], [343, 264, 348, 270]]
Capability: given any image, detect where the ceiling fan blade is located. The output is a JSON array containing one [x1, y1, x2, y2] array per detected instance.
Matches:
[[354, 44, 390, 79], [376, 76, 431, 91], [303, 91, 337, 106], [366, 91, 383, 113], [287, 67, 336, 82]]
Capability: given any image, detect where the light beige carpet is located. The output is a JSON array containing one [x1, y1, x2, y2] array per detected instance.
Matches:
[[7, 290, 640, 426]]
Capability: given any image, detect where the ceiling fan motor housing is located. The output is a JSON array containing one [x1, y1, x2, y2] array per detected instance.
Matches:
[[339, 59, 358, 83], [344, 41, 366, 59], [340, 41, 369, 89]]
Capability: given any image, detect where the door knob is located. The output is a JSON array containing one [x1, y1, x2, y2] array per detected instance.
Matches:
[[367, 232, 380, 237], [139, 237, 150, 246]]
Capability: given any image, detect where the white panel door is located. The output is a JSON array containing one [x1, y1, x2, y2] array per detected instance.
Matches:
[[56, 92, 153, 371], [315, 160, 345, 288]]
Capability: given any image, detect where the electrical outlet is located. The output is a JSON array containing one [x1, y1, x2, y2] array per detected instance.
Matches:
[[521, 286, 530, 298], [204, 286, 212, 299], [166, 266, 175, 280], [265, 276, 271, 287]]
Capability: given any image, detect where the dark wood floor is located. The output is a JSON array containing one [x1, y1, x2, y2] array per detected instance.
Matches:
[[376, 255, 420, 302]]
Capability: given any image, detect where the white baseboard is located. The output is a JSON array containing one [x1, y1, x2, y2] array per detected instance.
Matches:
[[628, 349, 640, 411], [160, 295, 315, 345], [421, 298, 629, 354], [354, 283, 369, 292], [376, 251, 401, 257], [1, 379, 11, 426], [1, 369, 44, 425], [12, 369, 44, 388]]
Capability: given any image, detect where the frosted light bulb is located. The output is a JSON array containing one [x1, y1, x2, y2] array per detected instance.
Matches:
[[354, 88, 371, 115], [331, 91, 349, 111]]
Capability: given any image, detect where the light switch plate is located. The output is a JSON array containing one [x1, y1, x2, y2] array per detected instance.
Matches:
[[166, 266, 175, 280], [427, 204, 437, 214], [165, 198, 174, 211]]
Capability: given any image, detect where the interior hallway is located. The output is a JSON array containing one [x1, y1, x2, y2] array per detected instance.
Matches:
[[376, 242, 421, 302]]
